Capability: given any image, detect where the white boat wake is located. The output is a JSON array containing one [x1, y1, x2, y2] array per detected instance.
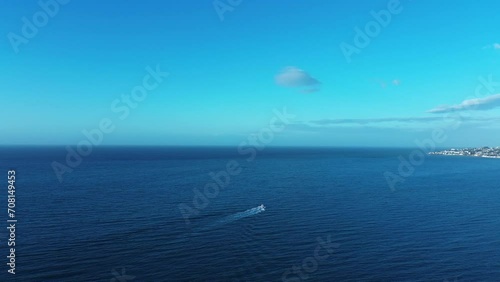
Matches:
[[215, 204, 265, 225], [196, 205, 266, 232]]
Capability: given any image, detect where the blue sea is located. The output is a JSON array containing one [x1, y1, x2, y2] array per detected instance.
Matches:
[[1, 146, 500, 281]]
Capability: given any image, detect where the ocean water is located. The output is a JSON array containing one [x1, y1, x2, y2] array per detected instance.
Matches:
[[1, 146, 500, 281]]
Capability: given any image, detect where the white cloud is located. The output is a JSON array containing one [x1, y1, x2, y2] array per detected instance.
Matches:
[[275, 66, 321, 92], [375, 79, 400, 88], [483, 43, 500, 50], [288, 116, 500, 134], [310, 117, 444, 125], [300, 88, 320, 94], [428, 93, 500, 113]]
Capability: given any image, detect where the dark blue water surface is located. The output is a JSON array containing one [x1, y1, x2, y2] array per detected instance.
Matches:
[[1, 146, 499, 281]]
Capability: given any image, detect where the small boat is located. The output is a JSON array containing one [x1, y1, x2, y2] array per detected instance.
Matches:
[[259, 204, 266, 211]]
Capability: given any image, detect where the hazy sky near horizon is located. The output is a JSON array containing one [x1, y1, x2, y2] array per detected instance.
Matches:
[[2, 0, 500, 147]]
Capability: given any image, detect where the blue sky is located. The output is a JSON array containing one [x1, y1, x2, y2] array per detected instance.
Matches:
[[2, 0, 500, 146]]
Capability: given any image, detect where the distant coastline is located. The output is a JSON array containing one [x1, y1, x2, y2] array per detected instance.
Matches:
[[429, 147, 500, 158]]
